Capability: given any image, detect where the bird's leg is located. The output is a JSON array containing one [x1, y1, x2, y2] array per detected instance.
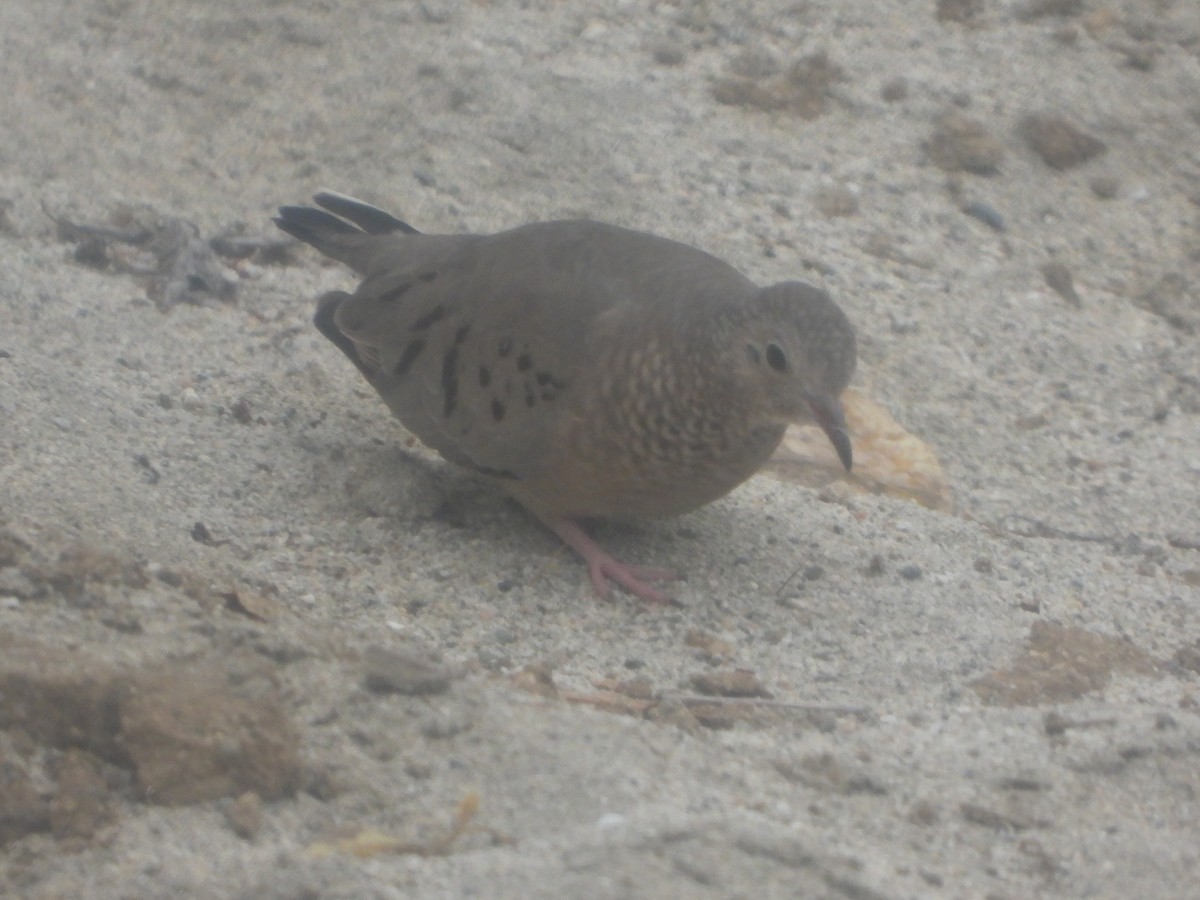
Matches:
[[542, 517, 679, 604]]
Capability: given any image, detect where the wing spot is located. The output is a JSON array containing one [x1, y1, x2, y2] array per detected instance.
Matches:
[[766, 343, 788, 372], [378, 283, 412, 303], [491, 400, 506, 422], [393, 338, 426, 376], [473, 465, 517, 479], [411, 305, 447, 331], [516, 353, 533, 372], [454, 324, 471, 344], [441, 346, 459, 417], [535, 370, 565, 389]]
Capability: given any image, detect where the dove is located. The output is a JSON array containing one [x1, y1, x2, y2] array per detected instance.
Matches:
[[275, 192, 856, 603]]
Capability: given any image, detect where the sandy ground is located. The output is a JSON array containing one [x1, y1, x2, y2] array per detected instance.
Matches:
[[2, 1, 1199, 897]]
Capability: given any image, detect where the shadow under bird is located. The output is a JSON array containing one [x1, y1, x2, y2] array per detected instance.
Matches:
[[274, 192, 856, 603]]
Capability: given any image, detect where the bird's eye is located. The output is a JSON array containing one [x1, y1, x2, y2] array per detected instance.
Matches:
[[765, 343, 788, 372]]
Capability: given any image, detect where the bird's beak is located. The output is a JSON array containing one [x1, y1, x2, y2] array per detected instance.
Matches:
[[806, 393, 853, 471]]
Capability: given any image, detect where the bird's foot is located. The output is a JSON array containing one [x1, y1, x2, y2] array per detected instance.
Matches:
[[545, 518, 680, 604]]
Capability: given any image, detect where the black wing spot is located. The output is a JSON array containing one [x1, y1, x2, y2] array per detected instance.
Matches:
[[766, 343, 788, 372], [394, 338, 426, 376], [378, 282, 412, 303], [535, 370, 566, 389], [454, 324, 471, 344], [472, 464, 517, 479], [411, 305, 447, 331], [498, 338, 513, 357], [478, 366, 491, 388], [516, 353, 533, 372], [491, 399, 506, 422], [441, 346, 459, 417]]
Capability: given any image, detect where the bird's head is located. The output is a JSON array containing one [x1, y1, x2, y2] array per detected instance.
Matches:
[[734, 281, 857, 470]]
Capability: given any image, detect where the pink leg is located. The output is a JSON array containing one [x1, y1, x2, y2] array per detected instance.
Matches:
[[543, 517, 679, 604]]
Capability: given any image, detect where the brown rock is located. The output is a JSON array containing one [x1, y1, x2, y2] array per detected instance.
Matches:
[[972, 622, 1158, 706], [727, 48, 781, 79], [927, 112, 1004, 175], [812, 186, 859, 218], [224, 791, 264, 839], [363, 643, 454, 695], [1121, 43, 1156, 72], [684, 629, 735, 662], [936, 0, 983, 24], [1089, 175, 1120, 199], [0, 635, 124, 761], [44, 545, 148, 601], [880, 77, 908, 103], [1174, 641, 1200, 674], [511, 663, 558, 698], [1016, 0, 1082, 20], [711, 77, 787, 112], [1137, 272, 1198, 333], [49, 749, 112, 840], [0, 524, 33, 567], [711, 51, 842, 119], [119, 663, 301, 805], [650, 41, 685, 67], [1041, 261, 1082, 307], [784, 51, 843, 119], [767, 388, 954, 513], [1019, 112, 1106, 170], [1081, 8, 1118, 37], [0, 747, 50, 845], [690, 668, 771, 698]]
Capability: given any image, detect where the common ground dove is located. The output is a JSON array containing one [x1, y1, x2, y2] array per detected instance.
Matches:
[[275, 192, 856, 603]]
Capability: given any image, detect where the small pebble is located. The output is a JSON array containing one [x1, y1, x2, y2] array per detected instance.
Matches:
[[224, 792, 263, 840], [364, 644, 454, 695], [1089, 175, 1119, 199], [1041, 261, 1081, 307], [1020, 112, 1106, 170], [595, 813, 628, 831], [180, 387, 204, 412], [927, 112, 1004, 175], [962, 201, 1005, 231], [652, 42, 685, 67], [880, 77, 908, 103]]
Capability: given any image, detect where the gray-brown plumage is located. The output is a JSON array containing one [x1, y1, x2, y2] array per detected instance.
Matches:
[[275, 192, 856, 603]]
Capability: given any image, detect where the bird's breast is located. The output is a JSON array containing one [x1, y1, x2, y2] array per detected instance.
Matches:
[[509, 346, 786, 520]]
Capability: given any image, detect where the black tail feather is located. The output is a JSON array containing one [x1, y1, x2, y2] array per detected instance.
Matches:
[[273, 205, 358, 246], [313, 191, 420, 235]]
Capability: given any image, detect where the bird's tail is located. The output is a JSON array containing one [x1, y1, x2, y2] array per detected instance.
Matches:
[[273, 191, 419, 272]]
